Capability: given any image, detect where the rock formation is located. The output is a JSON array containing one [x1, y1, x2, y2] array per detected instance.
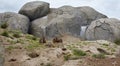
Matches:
[[19, 1, 50, 21], [85, 18, 120, 41], [1, 1, 120, 66], [30, 5, 107, 39], [0, 12, 29, 33], [1, 1, 119, 42]]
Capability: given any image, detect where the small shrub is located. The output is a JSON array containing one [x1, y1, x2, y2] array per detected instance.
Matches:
[[102, 43, 109, 46], [13, 31, 21, 38], [16, 39, 24, 44], [92, 54, 105, 59], [1, 31, 9, 37], [13, 33, 20, 38], [72, 49, 86, 56], [1, 22, 8, 29], [32, 37, 37, 40], [114, 39, 120, 45]]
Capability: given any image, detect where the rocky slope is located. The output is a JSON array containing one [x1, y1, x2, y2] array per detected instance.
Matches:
[[0, 1, 120, 66], [0, 28, 120, 66], [1, 1, 120, 42]]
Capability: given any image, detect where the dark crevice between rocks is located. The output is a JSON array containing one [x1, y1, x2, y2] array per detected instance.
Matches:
[[28, 22, 32, 34]]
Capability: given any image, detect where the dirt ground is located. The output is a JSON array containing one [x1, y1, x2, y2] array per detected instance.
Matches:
[[84, 57, 120, 66], [1, 34, 120, 66]]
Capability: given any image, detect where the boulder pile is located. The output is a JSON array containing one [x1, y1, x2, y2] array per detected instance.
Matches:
[[0, 1, 120, 42]]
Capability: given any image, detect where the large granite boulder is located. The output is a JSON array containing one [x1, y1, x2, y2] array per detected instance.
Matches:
[[0, 12, 30, 33], [31, 7, 86, 38], [76, 6, 107, 25], [31, 14, 83, 39], [46, 14, 82, 38], [85, 18, 120, 41], [19, 1, 50, 21], [31, 8, 63, 38], [58, 6, 88, 25], [31, 16, 48, 38], [31, 6, 107, 39]]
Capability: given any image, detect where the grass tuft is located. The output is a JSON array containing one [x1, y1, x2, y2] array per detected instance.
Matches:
[[1, 31, 9, 37], [92, 54, 105, 59], [72, 49, 87, 56], [7, 46, 14, 50], [1, 22, 8, 29], [114, 39, 120, 45], [13, 33, 20, 38]]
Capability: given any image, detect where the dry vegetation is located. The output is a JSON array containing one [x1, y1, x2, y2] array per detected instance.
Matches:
[[0, 27, 120, 66]]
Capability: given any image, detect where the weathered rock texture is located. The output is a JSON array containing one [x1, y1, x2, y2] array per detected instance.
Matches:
[[85, 18, 120, 41], [31, 6, 107, 39], [77, 6, 107, 25], [0, 1, 110, 40], [19, 1, 50, 21], [0, 12, 29, 33]]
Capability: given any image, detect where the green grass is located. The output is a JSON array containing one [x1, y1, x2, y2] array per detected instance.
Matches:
[[72, 49, 87, 56], [26, 43, 39, 50], [25, 35, 40, 50], [13, 33, 21, 38], [64, 49, 87, 61], [102, 43, 109, 46], [1, 22, 8, 29], [1, 31, 9, 37], [25, 34, 37, 40], [6, 46, 14, 50], [25, 39, 44, 51], [92, 54, 105, 59]]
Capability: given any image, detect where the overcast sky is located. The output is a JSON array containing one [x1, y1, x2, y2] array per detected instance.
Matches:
[[0, 0, 120, 19]]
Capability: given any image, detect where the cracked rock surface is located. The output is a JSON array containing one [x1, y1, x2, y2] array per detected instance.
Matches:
[[85, 18, 120, 41]]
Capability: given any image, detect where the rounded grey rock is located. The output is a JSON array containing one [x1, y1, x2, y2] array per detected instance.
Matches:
[[85, 18, 120, 41], [0, 12, 30, 33], [19, 1, 50, 21]]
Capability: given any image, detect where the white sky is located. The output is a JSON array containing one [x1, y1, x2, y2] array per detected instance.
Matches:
[[0, 0, 120, 19]]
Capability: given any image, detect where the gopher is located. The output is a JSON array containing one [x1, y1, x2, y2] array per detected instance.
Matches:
[[53, 37, 63, 43], [39, 36, 46, 43]]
